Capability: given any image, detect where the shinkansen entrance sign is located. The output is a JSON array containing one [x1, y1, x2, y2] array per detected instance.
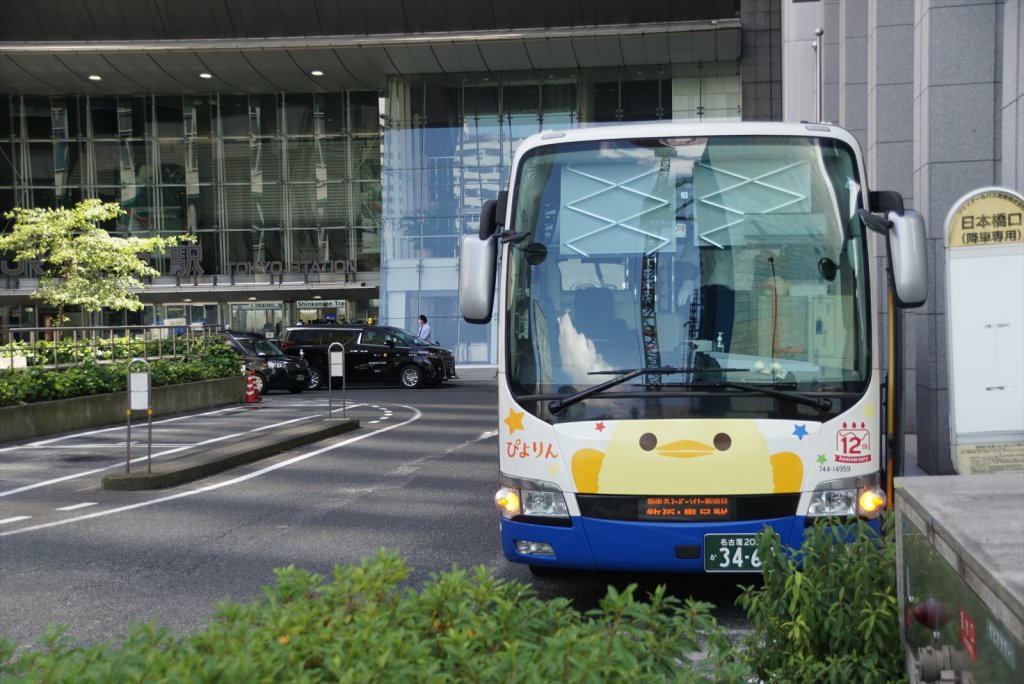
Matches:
[[945, 187, 1024, 474]]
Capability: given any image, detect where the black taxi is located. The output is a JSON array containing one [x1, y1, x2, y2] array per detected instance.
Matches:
[[279, 324, 457, 390]]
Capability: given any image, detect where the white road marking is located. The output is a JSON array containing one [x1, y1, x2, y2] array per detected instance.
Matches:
[[55, 502, 98, 511], [0, 516, 32, 525], [15, 444, 196, 450], [0, 403, 373, 453], [0, 414, 321, 498], [0, 406, 243, 452], [0, 406, 422, 537]]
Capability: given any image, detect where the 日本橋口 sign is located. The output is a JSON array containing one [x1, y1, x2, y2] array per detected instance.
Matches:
[[944, 187, 1024, 474], [946, 188, 1024, 249]]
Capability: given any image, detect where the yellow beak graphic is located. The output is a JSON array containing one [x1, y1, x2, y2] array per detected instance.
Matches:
[[656, 439, 716, 458]]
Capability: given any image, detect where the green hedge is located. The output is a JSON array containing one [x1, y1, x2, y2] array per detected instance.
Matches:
[[0, 520, 902, 683], [0, 338, 241, 407], [0, 550, 750, 683]]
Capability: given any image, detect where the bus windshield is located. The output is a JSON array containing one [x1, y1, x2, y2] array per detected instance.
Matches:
[[504, 135, 871, 421]]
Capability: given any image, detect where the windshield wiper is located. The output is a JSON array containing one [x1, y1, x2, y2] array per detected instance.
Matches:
[[548, 366, 721, 414], [546, 368, 833, 414], [703, 381, 833, 412]]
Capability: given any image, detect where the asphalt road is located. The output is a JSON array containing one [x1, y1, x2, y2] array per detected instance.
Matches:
[[0, 373, 751, 650]]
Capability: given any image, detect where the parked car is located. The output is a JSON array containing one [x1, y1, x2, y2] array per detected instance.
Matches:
[[279, 324, 457, 390], [218, 331, 309, 394]]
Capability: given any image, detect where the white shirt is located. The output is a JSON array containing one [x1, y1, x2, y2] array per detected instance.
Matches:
[[418, 322, 432, 341]]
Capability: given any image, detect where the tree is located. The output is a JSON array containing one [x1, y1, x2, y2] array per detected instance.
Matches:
[[0, 199, 192, 325]]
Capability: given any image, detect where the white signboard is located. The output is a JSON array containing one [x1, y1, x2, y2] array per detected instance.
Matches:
[[297, 300, 346, 308], [129, 371, 150, 411], [330, 351, 345, 377], [945, 187, 1024, 474]]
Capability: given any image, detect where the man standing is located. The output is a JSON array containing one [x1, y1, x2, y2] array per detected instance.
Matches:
[[417, 314, 432, 342]]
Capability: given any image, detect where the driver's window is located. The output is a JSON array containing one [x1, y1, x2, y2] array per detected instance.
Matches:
[[362, 329, 385, 346]]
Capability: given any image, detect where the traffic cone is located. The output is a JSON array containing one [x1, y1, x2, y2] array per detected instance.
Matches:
[[243, 370, 261, 404]]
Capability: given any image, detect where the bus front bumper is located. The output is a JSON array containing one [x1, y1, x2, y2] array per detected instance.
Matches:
[[500, 515, 880, 573]]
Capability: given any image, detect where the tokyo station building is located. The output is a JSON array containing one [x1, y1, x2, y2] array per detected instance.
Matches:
[[0, 0, 773, 364]]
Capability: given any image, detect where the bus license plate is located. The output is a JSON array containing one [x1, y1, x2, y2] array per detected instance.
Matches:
[[703, 534, 762, 573]]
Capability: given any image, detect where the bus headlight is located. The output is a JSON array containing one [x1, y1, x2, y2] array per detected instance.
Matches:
[[522, 489, 569, 517], [808, 488, 857, 517], [807, 475, 886, 520], [494, 476, 569, 520]]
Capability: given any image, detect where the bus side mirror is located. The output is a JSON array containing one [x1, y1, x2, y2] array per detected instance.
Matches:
[[888, 210, 928, 308], [459, 233, 497, 323]]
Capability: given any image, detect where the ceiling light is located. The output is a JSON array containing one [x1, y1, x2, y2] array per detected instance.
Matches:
[[183, 297, 193, 303], [311, 70, 324, 77], [247, 296, 257, 301], [88, 74, 102, 81], [199, 72, 213, 79]]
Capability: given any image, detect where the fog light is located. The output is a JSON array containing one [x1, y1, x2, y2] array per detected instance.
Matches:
[[515, 540, 555, 557], [495, 487, 521, 516]]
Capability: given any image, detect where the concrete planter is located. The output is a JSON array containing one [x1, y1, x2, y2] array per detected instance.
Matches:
[[0, 376, 245, 444]]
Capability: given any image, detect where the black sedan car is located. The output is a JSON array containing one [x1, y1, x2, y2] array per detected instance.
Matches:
[[218, 331, 309, 394]]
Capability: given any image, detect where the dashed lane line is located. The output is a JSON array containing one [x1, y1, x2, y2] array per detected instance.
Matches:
[[0, 516, 32, 525], [55, 503, 98, 511]]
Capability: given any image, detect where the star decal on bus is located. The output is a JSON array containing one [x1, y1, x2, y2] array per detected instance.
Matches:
[[792, 424, 809, 440], [504, 408, 525, 434]]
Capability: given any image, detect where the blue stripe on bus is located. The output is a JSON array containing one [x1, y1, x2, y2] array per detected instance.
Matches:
[[500, 516, 881, 572]]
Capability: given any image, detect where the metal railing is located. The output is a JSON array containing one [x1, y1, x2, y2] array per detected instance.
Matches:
[[1, 324, 222, 371]]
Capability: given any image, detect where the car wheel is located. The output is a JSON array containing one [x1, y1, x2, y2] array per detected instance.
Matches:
[[399, 364, 424, 388], [306, 366, 324, 390], [252, 373, 267, 395]]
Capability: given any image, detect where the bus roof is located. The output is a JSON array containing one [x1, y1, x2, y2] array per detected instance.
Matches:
[[519, 121, 859, 152]]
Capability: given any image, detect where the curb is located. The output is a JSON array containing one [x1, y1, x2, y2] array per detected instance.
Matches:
[[101, 418, 360, 491]]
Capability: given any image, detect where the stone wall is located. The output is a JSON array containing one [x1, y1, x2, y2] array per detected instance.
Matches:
[[0, 376, 245, 444]]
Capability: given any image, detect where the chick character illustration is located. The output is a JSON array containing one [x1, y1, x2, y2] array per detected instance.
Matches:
[[571, 419, 803, 495]]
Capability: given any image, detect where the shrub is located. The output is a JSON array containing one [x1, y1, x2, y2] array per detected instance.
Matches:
[[0, 337, 241, 407], [0, 523, 903, 682], [0, 550, 752, 683], [736, 516, 902, 684]]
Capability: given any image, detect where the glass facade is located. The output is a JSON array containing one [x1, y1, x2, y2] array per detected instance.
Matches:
[[380, 66, 740, 363], [1, 64, 740, 364], [0, 91, 382, 276]]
